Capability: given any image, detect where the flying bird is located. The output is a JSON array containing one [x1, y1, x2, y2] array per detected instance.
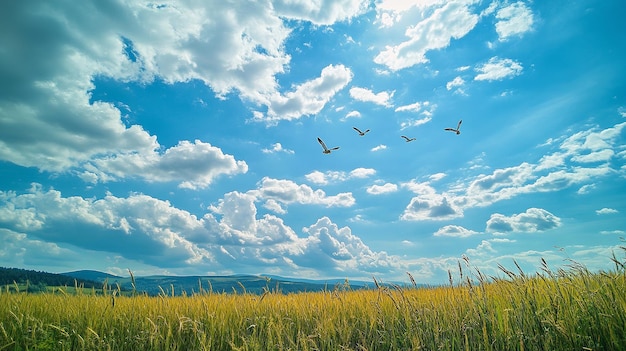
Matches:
[[317, 137, 340, 154], [353, 127, 370, 136], [445, 119, 462, 135], [401, 135, 416, 142]]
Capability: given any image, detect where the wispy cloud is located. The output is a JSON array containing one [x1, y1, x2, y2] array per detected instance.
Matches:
[[371, 144, 388, 152], [395, 101, 424, 112], [474, 57, 523, 81], [374, 2, 479, 70], [446, 76, 466, 94], [305, 168, 376, 185], [344, 110, 362, 119]]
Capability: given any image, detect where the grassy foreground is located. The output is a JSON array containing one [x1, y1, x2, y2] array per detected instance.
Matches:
[[1, 259, 625, 351]]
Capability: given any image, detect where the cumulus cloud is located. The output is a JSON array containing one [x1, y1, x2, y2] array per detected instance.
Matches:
[[85, 140, 248, 189], [401, 194, 463, 221], [0, 228, 79, 269], [262, 143, 295, 154], [0, 1, 369, 181], [374, 2, 479, 70], [474, 57, 523, 81], [486, 208, 561, 234], [366, 183, 399, 195], [294, 217, 398, 276], [398, 121, 625, 223], [495, 2, 534, 41], [0, 1, 295, 184], [258, 64, 354, 123], [251, 177, 355, 209], [0, 183, 401, 277], [0, 184, 213, 267], [434, 225, 479, 238], [349, 87, 394, 106], [273, 0, 369, 25], [596, 208, 618, 215]]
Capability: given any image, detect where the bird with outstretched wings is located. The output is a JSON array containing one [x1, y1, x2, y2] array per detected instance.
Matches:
[[444, 119, 462, 135], [317, 137, 340, 154]]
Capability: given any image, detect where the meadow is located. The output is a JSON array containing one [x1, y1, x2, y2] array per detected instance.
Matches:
[[1, 255, 625, 351]]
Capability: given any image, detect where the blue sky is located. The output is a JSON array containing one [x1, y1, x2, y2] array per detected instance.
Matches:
[[1, 0, 625, 284]]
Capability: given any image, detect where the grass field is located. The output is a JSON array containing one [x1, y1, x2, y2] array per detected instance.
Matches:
[[1, 255, 625, 351]]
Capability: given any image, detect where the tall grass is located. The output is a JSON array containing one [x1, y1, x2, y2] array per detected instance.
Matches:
[[1, 254, 625, 350]]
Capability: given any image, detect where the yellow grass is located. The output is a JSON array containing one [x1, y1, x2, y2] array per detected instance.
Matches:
[[1, 257, 626, 350]]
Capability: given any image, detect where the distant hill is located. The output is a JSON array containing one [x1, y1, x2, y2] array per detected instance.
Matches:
[[62, 270, 122, 282], [0, 267, 101, 289], [3, 267, 404, 296], [61, 271, 380, 296]]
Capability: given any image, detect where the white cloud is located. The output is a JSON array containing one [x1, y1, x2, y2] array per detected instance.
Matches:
[[251, 177, 355, 208], [401, 194, 463, 221], [374, 2, 479, 70], [401, 179, 438, 195], [400, 117, 432, 129], [429, 173, 447, 181], [395, 101, 423, 112], [366, 183, 399, 195], [486, 208, 562, 234], [259, 64, 354, 123], [294, 217, 399, 276], [262, 143, 295, 154], [83, 140, 248, 189], [446, 76, 466, 93], [495, 2, 534, 41], [434, 225, 478, 238], [349, 87, 394, 106], [0, 1, 293, 181], [305, 168, 376, 185], [305, 171, 328, 185], [600, 230, 626, 235], [474, 57, 523, 81], [396, 101, 435, 129], [350, 168, 377, 178], [273, 0, 369, 25], [465, 240, 497, 257], [577, 184, 597, 195], [345, 110, 362, 119], [0, 185, 213, 267], [0, 183, 402, 277], [371, 144, 388, 152], [0, 228, 80, 269], [398, 121, 625, 223], [596, 208, 618, 215]]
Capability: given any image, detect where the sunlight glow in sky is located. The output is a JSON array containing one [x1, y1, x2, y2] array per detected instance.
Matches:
[[1, 0, 625, 283]]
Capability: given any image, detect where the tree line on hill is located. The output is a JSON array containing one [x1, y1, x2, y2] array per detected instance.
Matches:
[[0, 267, 100, 292]]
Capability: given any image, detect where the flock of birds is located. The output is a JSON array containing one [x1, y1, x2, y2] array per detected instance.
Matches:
[[317, 119, 462, 154]]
